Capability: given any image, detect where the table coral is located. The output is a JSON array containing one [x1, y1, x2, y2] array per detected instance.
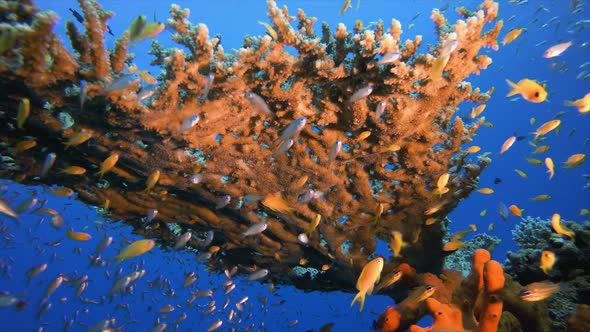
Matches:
[[1, 0, 503, 296]]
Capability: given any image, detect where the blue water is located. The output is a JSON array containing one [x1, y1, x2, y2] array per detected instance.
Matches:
[[1, 0, 589, 331]]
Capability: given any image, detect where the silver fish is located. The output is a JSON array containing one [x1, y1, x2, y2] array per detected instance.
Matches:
[[273, 138, 293, 157], [328, 140, 342, 165], [174, 232, 192, 250], [79, 80, 87, 110], [104, 74, 138, 93], [138, 85, 157, 101], [241, 222, 267, 237], [245, 92, 273, 116], [41, 276, 63, 303], [215, 195, 231, 209], [278, 117, 306, 142], [179, 114, 200, 134], [297, 189, 316, 204], [378, 51, 401, 65], [206, 319, 223, 332], [200, 72, 215, 101], [40, 152, 56, 178], [297, 233, 309, 245], [203, 230, 215, 247], [95, 236, 113, 255], [439, 35, 459, 58], [26, 263, 47, 280], [375, 101, 386, 119], [348, 85, 374, 104], [248, 269, 269, 281], [190, 173, 202, 184], [145, 209, 158, 223]]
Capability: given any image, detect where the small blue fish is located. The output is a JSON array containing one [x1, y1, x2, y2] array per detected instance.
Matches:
[[179, 114, 200, 134], [298, 189, 316, 204], [40, 152, 56, 178], [245, 92, 274, 116], [279, 117, 307, 142]]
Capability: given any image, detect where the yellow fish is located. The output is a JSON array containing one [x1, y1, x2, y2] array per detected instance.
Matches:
[[545, 157, 555, 179], [66, 229, 92, 241], [425, 217, 438, 225], [389, 231, 405, 257], [375, 270, 402, 292], [137, 70, 157, 84], [579, 209, 589, 216], [508, 204, 524, 217], [261, 194, 293, 214], [532, 145, 550, 154], [480, 209, 487, 217], [144, 170, 161, 193], [258, 21, 278, 40], [477, 188, 494, 194], [114, 239, 155, 266], [563, 153, 585, 169], [565, 92, 590, 113], [49, 187, 74, 197], [64, 130, 93, 150], [530, 194, 551, 201], [470, 104, 486, 118], [469, 224, 477, 232], [60, 166, 86, 175], [15, 139, 37, 153], [442, 240, 465, 251], [450, 229, 472, 241], [514, 168, 528, 178], [465, 146, 481, 154], [533, 120, 560, 138], [539, 250, 556, 274], [350, 257, 384, 312], [96, 153, 119, 179], [502, 28, 523, 45], [551, 213, 575, 241], [506, 79, 547, 103], [435, 173, 450, 196], [355, 131, 371, 143], [488, 222, 495, 231], [339, 0, 352, 16], [526, 157, 544, 166], [306, 214, 321, 235], [17, 98, 30, 129]]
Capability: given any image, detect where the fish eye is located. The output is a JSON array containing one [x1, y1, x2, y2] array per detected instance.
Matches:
[[519, 290, 530, 297], [425, 285, 435, 291], [534, 91, 540, 97]]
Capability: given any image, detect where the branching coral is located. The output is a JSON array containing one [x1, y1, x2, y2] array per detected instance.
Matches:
[[1, 0, 502, 295]]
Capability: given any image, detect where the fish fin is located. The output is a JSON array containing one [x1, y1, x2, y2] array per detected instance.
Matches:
[[350, 291, 365, 312], [505, 79, 520, 97]]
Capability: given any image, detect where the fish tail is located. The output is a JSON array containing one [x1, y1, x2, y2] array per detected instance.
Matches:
[[505, 79, 519, 97], [350, 291, 365, 312]]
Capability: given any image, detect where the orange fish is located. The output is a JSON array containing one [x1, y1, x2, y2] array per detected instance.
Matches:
[[533, 120, 560, 138], [565, 92, 590, 113], [506, 79, 547, 103], [66, 229, 92, 241], [502, 28, 523, 45], [500, 136, 516, 154], [539, 250, 556, 274], [350, 257, 384, 312], [442, 240, 465, 251], [508, 204, 524, 217]]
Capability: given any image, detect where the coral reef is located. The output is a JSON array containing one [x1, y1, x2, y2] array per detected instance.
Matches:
[[444, 232, 502, 277], [0, 0, 502, 293], [374, 249, 551, 332], [506, 215, 590, 330]]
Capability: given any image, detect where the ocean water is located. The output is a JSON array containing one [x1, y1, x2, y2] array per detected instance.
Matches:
[[1, 0, 589, 331]]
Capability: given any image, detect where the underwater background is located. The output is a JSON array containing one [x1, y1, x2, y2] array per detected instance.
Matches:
[[0, 0, 589, 331]]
